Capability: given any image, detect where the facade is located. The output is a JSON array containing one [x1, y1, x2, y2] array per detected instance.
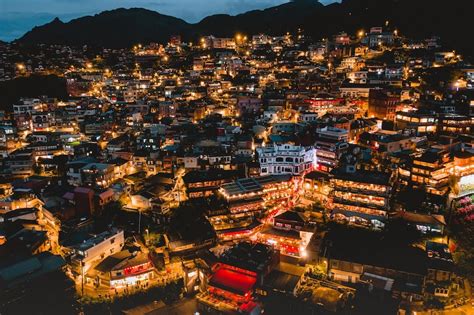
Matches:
[[314, 127, 349, 172], [219, 175, 294, 214], [69, 229, 125, 274], [395, 111, 438, 135], [330, 168, 392, 229], [410, 149, 452, 197], [368, 89, 399, 121], [257, 144, 316, 176], [91, 250, 155, 289]]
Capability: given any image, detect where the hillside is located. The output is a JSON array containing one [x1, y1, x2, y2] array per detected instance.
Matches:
[[18, 8, 191, 48], [15, 0, 473, 58]]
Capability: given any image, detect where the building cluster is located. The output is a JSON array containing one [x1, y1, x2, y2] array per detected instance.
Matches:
[[0, 25, 473, 314]]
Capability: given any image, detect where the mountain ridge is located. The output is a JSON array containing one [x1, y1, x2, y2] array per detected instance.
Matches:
[[14, 0, 473, 58]]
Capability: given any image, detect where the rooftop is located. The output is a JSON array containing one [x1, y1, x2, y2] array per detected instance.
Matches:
[[210, 266, 257, 295]]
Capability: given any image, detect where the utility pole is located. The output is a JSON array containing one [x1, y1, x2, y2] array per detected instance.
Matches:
[[138, 209, 142, 234]]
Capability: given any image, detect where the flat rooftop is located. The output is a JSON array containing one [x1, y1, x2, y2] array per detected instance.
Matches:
[[220, 175, 292, 197], [210, 266, 257, 296]]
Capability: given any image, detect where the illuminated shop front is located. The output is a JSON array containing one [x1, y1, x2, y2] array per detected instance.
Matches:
[[255, 229, 302, 257], [216, 222, 262, 241], [254, 211, 313, 258], [91, 250, 156, 289], [330, 169, 392, 229], [110, 269, 154, 288]]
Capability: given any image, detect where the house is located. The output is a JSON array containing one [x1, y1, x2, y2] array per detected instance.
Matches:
[[257, 143, 316, 176], [88, 250, 156, 289], [68, 229, 125, 274]]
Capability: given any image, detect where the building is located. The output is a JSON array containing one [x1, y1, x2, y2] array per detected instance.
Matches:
[[368, 89, 399, 121], [89, 250, 156, 289], [257, 143, 316, 176], [197, 242, 278, 315], [322, 227, 426, 302], [358, 130, 414, 154], [314, 127, 349, 172], [183, 169, 236, 199], [410, 148, 452, 197], [395, 110, 437, 135], [254, 211, 314, 258], [438, 114, 472, 134], [424, 242, 455, 301], [80, 163, 116, 187], [330, 168, 393, 229], [69, 229, 125, 274]]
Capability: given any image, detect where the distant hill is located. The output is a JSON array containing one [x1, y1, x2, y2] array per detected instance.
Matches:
[[15, 0, 473, 58]]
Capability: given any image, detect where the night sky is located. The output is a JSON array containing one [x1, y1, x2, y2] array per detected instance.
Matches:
[[0, 0, 337, 42]]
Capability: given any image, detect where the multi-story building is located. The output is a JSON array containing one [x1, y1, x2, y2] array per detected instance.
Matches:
[[330, 168, 393, 229], [358, 130, 414, 154], [69, 228, 125, 274], [183, 169, 237, 199], [438, 114, 472, 134], [395, 110, 438, 135], [80, 163, 116, 187], [219, 175, 294, 215], [368, 89, 399, 121], [314, 127, 349, 172], [410, 149, 452, 197], [257, 143, 316, 176]]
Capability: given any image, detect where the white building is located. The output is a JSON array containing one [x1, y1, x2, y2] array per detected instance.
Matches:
[[13, 98, 43, 115], [70, 229, 125, 273], [257, 143, 316, 175]]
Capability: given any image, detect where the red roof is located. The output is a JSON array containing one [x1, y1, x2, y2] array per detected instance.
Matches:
[[209, 267, 257, 296]]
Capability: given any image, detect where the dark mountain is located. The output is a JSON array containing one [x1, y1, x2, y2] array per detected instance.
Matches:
[[196, 0, 324, 37], [18, 8, 191, 48], [15, 0, 473, 58]]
